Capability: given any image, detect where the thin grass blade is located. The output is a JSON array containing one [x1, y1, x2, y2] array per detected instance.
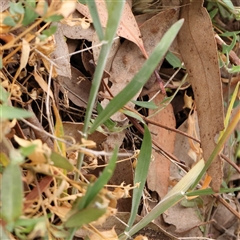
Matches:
[[122, 159, 205, 238], [126, 125, 152, 231], [89, 19, 184, 134], [85, 1, 104, 41]]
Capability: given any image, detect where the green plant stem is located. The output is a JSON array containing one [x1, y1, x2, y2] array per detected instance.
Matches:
[[119, 192, 184, 239]]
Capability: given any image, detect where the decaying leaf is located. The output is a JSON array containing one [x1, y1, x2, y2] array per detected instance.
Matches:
[[76, 1, 147, 56], [52, 23, 72, 79], [89, 227, 118, 240], [173, 112, 200, 169], [147, 93, 176, 199], [0, 0, 9, 13], [163, 202, 202, 236], [57, 66, 92, 108], [178, 0, 224, 192], [20, 38, 30, 71], [60, 10, 94, 41]]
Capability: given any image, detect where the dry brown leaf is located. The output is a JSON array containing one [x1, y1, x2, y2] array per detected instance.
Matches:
[[147, 93, 176, 199], [57, 66, 91, 108], [57, 0, 76, 18], [163, 203, 203, 236], [52, 23, 71, 79], [178, 0, 224, 192], [134, 235, 148, 240], [33, 68, 54, 101], [60, 10, 94, 41], [24, 176, 53, 211], [0, 0, 9, 12], [173, 112, 200, 169], [162, 0, 180, 7], [20, 39, 30, 71], [76, 1, 148, 56], [89, 227, 118, 240], [213, 197, 238, 232], [48, 206, 71, 221]]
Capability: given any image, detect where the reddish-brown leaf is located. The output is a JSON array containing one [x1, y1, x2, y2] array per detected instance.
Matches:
[[147, 93, 176, 199]]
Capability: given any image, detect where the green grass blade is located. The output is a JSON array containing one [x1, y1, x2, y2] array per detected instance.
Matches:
[[1, 163, 23, 225], [81, 1, 124, 136], [0, 105, 33, 120], [165, 51, 183, 69], [50, 152, 74, 171], [131, 100, 158, 109], [85, 1, 104, 41], [126, 125, 152, 231], [186, 186, 240, 197], [65, 206, 106, 228], [121, 159, 205, 239], [0, 84, 9, 103], [121, 109, 145, 124], [89, 19, 184, 134], [75, 0, 124, 175], [223, 81, 239, 130]]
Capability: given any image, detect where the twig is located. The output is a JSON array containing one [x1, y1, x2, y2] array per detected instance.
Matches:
[[215, 194, 240, 220], [144, 116, 201, 144], [127, 116, 182, 164], [220, 153, 240, 173]]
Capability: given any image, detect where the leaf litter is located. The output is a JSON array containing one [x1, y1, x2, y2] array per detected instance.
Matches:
[[0, 0, 240, 239]]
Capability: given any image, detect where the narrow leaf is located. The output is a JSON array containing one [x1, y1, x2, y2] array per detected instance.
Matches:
[[124, 159, 205, 238], [50, 152, 73, 171], [191, 109, 240, 189], [85, 1, 104, 41], [186, 186, 240, 197], [165, 51, 183, 69], [0, 105, 33, 120], [9, 2, 24, 14], [20, 144, 37, 157], [126, 125, 152, 230], [1, 163, 23, 223], [3, 16, 16, 27], [0, 85, 9, 103], [121, 109, 145, 124], [131, 100, 158, 109], [82, 0, 124, 136], [65, 206, 106, 228]]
